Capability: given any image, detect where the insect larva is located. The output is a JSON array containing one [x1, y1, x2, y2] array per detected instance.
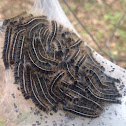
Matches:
[[63, 107, 99, 118], [15, 16, 48, 30], [54, 40, 62, 52], [83, 65, 117, 90], [2, 19, 10, 27], [61, 81, 71, 88], [44, 28, 50, 52], [66, 62, 75, 81], [83, 78, 118, 101], [58, 25, 63, 33], [69, 39, 82, 49], [6, 27, 12, 67], [86, 55, 104, 71], [73, 84, 87, 96], [47, 20, 57, 51], [53, 50, 56, 60], [64, 54, 71, 61], [10, 29, 26, 64], [2, 26, 11, 69], [72, 99, 95, 112], [85, 47, 104, 71], [30, 34, 52, 67], [91, 72, 115, 89], [85, 62, 104, 76], [14, 35, 25, 84], [40, 27, 50, 53], [54, 40, 63, 58], [1, 13, 121, 118], [28, 35, 37, 59], [58, 87, 73, 102], [22, 68, 29, 98], [50, 20, 57, 42], [82, 70, 118, 95], [19, 14, 33, 24], [42, 78, 58, 112], [77, 55, 86, 70], [19, 62, 30, 99], [39, 27, 48, 56], [75, 55, 85, 76], [51, 86, 68, 105], [25, 63, 32, 93], [28, 51, 55, 74], [78, 56, 86, 67], [39, 50, 58, 66], [31, 79, 47, 111], [14, 61, 21, 84], [15, 35, 24, 63], [9, 33, 17, 65], [76, 56, 84, 66], [40, 26, 49, 38], [72, 103, 99, 116], [104, 75, 120, 83], [69, 49, 80, 63], [42, 78, 57, 103], [2, 11, 26, 27], [50, 72, 64, 101], [15, 58, 23, 85], [19, 35, 25, 59], [36, 74, 54, 107], [28, 21, 49, 38], [61, 31, 71, 38], [102, 81, 119, 93], [67, 86, 103, 110], [86, 87, 121, 104], [83, 67, 110, 89], [85, 75, 120, 97]]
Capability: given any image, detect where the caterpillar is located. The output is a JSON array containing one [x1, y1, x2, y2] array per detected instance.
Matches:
[[47, 20, 57, 51], [2, 26, 11, 69], [2, 12, 121, 118], [14, 35, 25, 83]]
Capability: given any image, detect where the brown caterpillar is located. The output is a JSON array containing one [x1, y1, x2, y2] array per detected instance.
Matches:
[[2, 11, 121, 118]]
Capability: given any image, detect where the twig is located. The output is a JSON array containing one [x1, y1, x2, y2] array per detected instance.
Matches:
[[62, 0, 114, 62]]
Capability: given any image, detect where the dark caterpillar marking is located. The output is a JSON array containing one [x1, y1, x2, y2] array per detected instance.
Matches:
[[47, 20, 57, 51], [63, 107, 99, 118], [69, 39, 82, 49], [10, 29, 26, 65], [15, 16, 48, 30], [28, 21, 49, 38], [30, 78, 47, 112], [28, 51, 55, 74], [2, 26, 11, 69], [29, 34, 52, 67], [50, 72, 64, 101], [69, 49, 80, 63], [19, 59, 30, 99], [14, 35, 25, 84]]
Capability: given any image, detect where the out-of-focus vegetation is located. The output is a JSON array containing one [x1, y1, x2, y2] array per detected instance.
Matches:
[[0, 0, 33, 19], [0, 117, 5, 126], [0, 0, 126, 68]]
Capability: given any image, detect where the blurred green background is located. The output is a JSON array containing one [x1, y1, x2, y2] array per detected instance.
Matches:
[[0, 0, 126, 68]]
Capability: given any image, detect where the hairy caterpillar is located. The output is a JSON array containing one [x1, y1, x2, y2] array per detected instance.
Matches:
[[2, 11, 121, 118]]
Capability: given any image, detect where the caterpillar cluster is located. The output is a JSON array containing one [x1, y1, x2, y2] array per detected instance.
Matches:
[[2, 11, 121, 118]]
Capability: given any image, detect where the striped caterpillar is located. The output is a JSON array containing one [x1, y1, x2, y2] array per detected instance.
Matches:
[[2, 11, 121, 118]]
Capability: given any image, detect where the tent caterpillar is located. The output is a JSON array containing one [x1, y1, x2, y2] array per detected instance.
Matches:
[[2, 12, 121, 118]]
